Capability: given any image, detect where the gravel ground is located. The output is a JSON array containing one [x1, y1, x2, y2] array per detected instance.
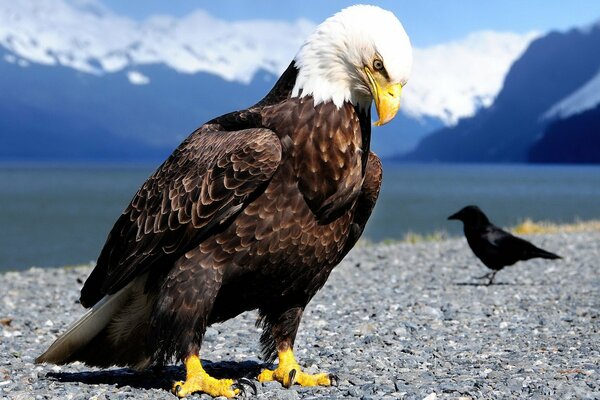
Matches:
[[1, 231, 599, 400]]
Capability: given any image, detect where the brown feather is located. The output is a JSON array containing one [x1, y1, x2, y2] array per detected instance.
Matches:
[[40, 62, 384, 369], [80, 128, 282, 308]]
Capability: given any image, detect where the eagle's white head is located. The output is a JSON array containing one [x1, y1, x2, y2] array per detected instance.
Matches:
[[292, 4, 413, 126]]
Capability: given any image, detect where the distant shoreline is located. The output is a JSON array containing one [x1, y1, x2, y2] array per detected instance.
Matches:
[[3, 160, 600, 167], [0, 160, 157, 169], [2, 163, 599, 271], [2, 222, 599, 274]]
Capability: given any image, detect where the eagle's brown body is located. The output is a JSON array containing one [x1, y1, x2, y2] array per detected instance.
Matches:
[[44, 63, 382, 369]]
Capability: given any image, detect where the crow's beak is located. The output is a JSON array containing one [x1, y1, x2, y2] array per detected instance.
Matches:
[[447, 212, 460, 221]]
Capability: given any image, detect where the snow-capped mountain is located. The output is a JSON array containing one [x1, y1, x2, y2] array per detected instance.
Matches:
[[0, 0, 312, 82], [0, 0, 537, 160], [0, 0, 535, 122], [403, 22, 600, 163], [530, 102, 600, 163], [543, 68, 600, 120], [407, 31, 538, 125]]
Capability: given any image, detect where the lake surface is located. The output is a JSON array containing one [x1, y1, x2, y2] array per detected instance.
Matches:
[[1, 163, 599, 271]]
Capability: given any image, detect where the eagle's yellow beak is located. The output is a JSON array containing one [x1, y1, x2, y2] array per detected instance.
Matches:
[[365, 67, 403, 126]]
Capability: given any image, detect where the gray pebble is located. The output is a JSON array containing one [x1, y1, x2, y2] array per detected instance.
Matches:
[[1, 232, 598, 399]]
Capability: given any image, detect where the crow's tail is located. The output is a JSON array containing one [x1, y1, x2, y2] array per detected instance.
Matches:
[[533, 247, 561, 260]]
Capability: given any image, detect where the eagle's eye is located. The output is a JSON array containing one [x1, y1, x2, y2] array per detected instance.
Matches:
[[373, 59, 384, 72]]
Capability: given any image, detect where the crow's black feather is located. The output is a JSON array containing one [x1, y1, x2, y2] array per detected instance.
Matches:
[[449, 205, 561, 284]]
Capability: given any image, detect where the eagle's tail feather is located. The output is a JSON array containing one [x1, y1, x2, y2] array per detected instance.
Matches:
[[35, 280, 135, 366]]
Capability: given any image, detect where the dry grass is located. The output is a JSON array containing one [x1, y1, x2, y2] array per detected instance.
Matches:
[[401, 230, 449, 244], [511, 219, 600, 235], [357, 230, 450, 246]]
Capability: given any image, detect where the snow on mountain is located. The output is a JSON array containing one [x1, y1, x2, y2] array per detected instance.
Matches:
[[127, 70, 150, 85], [405, 31, 539, 125], [543, 69, 600, 120], [0, 0, 537, 126], [0, 0, 313, 82]]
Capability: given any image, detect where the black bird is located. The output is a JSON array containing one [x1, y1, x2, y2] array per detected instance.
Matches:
[[448, 205, 561, 285]]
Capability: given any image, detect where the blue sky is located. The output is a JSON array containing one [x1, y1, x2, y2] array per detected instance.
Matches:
[[101, 0, 600, 47]]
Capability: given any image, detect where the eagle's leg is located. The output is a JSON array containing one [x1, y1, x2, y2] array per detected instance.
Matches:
[[257, 307, 336, 388], [172, 354, 253, 398], [257, 346, 335, 387], [154, 255, 255, 398]]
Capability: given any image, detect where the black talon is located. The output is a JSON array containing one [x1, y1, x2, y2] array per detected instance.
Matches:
[[238, 378, 257, 395], [285, 369, 297, 388], [233, 378, 257, 397], [174, 384, 182, 395], [329, 374, 339, 386], [232, 382, 246, 397]]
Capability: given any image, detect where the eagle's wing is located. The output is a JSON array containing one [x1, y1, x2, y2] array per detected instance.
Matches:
[[80, 128, 282, 307]]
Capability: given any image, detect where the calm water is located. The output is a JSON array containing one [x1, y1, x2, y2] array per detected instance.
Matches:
[[1, 163, 599, 271]]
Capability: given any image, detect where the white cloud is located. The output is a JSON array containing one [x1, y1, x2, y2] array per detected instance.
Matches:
[[543, 69, 600, 120], [0, 0, 539, 124]]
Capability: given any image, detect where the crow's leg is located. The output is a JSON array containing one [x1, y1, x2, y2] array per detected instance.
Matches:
[[486, 271, 498, 286], [475, 271, 493, 280], [257, 307, 337, 388]]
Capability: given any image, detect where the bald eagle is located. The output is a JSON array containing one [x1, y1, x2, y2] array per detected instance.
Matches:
[[37, 5, 412, 398]]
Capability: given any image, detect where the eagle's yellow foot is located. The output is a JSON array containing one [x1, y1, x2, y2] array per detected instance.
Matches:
[[172, 355, 256, 398], [258, 348, 337, 388]]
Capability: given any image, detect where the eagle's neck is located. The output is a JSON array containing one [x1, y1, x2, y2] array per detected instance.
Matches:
[[258, 61, 373, 158], [355, 104, 372, 163], [290, 55, 372, 112], [258, 61, 372, 116]]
